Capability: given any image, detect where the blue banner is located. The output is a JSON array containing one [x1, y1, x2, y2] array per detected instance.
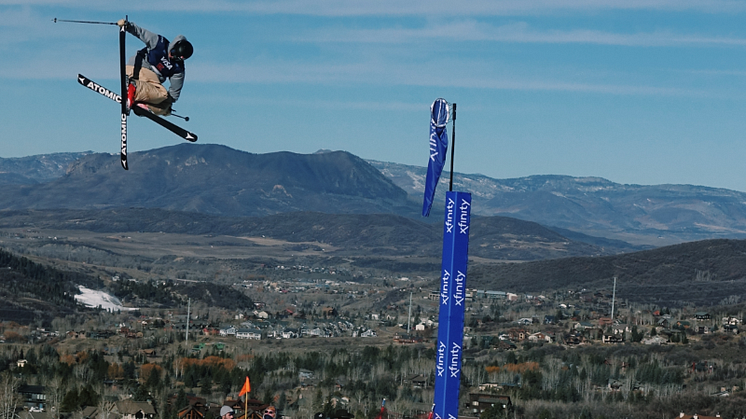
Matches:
[[433, 191, 471, 419], [422, 98, 450, 217]]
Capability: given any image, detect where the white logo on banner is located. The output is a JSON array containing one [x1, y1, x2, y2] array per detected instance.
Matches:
[[458, 199, 470, 234], [444, 198, 455, 233], [449, 342, 461, 378], [453, 271, 465, 306], [436, 341, 447, 377], [440, 270, 450, 305]]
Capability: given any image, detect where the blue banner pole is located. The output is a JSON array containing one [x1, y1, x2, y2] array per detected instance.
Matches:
[[433, 191, 471, 419]]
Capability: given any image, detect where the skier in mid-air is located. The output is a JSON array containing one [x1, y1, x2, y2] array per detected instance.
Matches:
[[116, 19, 193, 116]]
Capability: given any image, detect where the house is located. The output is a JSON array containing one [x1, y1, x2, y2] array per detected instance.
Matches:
[[485, 291, 507, 300], [528, 332, 552, 343], [235, 328, 262, 340], [252, 311, 269, 319], [722, 316, 741, 326], [202, 326, 220, 336], [360, 329, 377, 338], [574, 322, 594, 331], [405, 374, 428, 388], [81, 406, 112, 419], [140, 348, 157, 358], [466, 393, 512, 415], [18, 385, 46, 410], [565, 333, 583, 345], [507, 329, 527, 341], [168, 394, 206, 413], [302, 327, 325, 337], [219, 326, 237, 337], [299, 369, 315, 380], [281, 329, 298, 339], [694, 312, 711, 321], [178, 405, 204, 419], [223, 397, 267, 419], [478, 382, 506, 392], [602, 335, 623, 344], [115, 400, 156, 419]]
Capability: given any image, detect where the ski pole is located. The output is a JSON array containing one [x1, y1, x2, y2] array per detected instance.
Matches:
[[53, 18, 118, 25], [171, 113, 190, 122]]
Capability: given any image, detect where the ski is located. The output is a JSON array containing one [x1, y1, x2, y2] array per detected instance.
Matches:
[[119, 22, 128, 170], [78, 74, 122, 102], [77, 74, 198, 142], [131, 105, 198, 142]]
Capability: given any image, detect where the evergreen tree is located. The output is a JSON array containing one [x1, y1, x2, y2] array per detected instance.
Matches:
[[200, 375, 212, 396], [175, 389, 188, 411], [134, 385, 149, 402], [61, 388, 79, 412], [78, 385, 99, 407], [146, 366, 161, 389]]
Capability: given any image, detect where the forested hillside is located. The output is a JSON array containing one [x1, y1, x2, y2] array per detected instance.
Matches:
[[0, 248, 101, 323]]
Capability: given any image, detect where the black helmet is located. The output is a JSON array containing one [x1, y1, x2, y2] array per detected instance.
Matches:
[[171, 39, 193, 60]]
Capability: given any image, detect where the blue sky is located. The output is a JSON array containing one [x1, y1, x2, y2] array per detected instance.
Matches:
[[3, 1, 746, 192]]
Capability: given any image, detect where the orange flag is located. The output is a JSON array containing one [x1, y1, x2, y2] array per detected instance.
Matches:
[[239, 376, 251, 397]]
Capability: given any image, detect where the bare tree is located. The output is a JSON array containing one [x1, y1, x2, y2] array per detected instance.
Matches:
[[46, 377, 65, 419], [0, 372, 21, 419], [96, 400, 116, 419]]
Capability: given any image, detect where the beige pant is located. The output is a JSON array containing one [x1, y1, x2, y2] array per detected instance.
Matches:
[[126, 66, 172, 115]]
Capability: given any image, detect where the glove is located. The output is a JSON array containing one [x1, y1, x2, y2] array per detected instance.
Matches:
[[117, 19, 129, 29]]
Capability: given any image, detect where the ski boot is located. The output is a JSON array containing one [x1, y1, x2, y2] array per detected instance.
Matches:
[[126, 81, 137, 112]]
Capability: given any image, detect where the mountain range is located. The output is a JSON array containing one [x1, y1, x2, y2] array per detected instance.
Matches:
[[2, 144, 746, 246], [0, 145, 412, 217], [368, 161, 746, 245]]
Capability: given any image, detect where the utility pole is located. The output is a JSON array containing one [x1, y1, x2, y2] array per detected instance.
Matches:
[[185, 298, 191, 344], [407, 292, 413, 334], [610, 277, 617, 322]]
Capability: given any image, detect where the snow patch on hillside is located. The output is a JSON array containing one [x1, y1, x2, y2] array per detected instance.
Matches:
[[74, 286, 137, 311]]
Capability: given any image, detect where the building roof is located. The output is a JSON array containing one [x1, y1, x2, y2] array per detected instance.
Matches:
[[115, 400, 156, 415]]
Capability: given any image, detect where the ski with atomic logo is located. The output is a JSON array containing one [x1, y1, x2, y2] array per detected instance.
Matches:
[[119, 20, 129, 170]]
